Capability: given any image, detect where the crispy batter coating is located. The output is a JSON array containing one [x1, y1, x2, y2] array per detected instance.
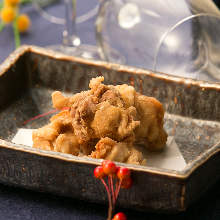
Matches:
[[90, 137, 146, 165], [52, 91, 70, 110], [32, 76, 167, 165], [134, 95, 167, 151], [70, 93, 97, 143], [54, 133, 80, 155], [91, 101, 139, 142]]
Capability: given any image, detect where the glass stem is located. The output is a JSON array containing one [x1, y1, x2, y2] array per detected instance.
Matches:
[[63, 0, 81, 47]]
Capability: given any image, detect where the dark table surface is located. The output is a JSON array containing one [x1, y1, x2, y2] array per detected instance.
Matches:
[[0, 0, 220, 219], [0, 0, 98, 64]]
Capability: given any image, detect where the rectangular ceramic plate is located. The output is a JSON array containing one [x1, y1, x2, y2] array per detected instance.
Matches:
[[0, 45, 219, 213]]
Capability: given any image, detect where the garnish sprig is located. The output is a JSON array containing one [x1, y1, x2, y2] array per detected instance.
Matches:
[[94, 160, 132, 220]]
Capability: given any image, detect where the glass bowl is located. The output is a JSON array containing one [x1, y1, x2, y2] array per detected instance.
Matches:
[[96, 0, 220, 81]]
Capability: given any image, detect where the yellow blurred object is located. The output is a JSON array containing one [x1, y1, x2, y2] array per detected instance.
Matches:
[[5, 0, 20, 7], [1, 7, 16, 23], [17, 14, 31, 32]]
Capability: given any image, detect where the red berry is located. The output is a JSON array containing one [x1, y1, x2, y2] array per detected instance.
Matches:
[[121, 177, 132, 189], [113, 166, 120, 178], [94, 166, 105, 179], [117, 167, 130, 180], [102, 160, 117, 175], [112, 212, 127, 220], [101, 160, 108, 167]]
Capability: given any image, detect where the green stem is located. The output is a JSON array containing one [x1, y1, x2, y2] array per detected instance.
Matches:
[[0, 1, 3, 11], [0, 23, 5, 32], [13, 18, 20, 48], [20, 0, 32, 5]]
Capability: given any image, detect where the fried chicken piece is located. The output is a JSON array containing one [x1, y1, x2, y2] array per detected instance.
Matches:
[[90, 137, 119, 159], [117, 106, 140, 141], [52, 91, 70, 110], [91, 101, 139, 142], [126, 146, 147, 166], [90, 137, 129, 163], [32, 136, 53, 151], [33, 125, 81, 156], [33, 124, 58, 141], [50, 110, 73, 130], [135, 95, 167, 151], [115, 84, 136, 108], [69, 79, 139, 143], [54, 133, 80, 155], [90, 137, 146, 165], [32, 76, 167, 166], [33, 109, 81, 155], [100, 88, 124, 108], [90, 102, 121, 139], [80, 139, 97, 155], [115, 83, 167, 151], [70, 93, 97, 143], [89, 76, 107, 98], [32, 124, 58, 150]]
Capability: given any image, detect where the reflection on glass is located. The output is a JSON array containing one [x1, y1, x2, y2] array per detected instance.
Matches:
[[33, 0, 99, 25], [96, 0, 220, 81], [34, 0, 102, 60], [154, 14, 220, 81]]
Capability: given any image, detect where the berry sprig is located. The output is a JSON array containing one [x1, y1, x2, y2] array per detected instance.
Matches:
[[94, 160, 132, 220], [23, 107, 70, 125], [0, 0, 31, 48]]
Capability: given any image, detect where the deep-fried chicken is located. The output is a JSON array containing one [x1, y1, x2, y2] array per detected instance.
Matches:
[[32, 76, 167, 165], [134, 95, 167, 150], [91, 137, 146, 165], [91, 101, 139, 142], [54, 133, 80, 155]]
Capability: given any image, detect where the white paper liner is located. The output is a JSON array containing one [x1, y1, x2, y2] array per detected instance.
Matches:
[[12, 129, 186, 171], [145, 136, 186, 171]]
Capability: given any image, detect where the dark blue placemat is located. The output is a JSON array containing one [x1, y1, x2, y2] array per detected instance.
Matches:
[[0, 180, 219, 220], [0, 0, 97, 64], [0, 1, 220, 219]]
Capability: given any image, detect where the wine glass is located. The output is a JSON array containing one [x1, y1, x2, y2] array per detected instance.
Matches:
[[96, 0, 220, 81], [33, 0, 99, 25], [34, 0, 124, 62]]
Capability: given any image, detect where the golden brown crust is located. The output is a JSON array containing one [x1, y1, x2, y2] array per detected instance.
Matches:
[[32, 77, 167, 165], [52, 91, 70, 110], [54, 133, 80, 155], [90, 137, 145, 165], [134, 94, 167, 151]]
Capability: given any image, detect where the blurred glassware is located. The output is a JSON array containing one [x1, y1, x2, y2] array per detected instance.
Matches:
[[33, 0, 101, 59], [96, 0, 220, 81], [33, 0, 99, 25]]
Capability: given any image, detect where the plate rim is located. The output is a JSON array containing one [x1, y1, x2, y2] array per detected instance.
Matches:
[[0, 45, 219, 180]]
